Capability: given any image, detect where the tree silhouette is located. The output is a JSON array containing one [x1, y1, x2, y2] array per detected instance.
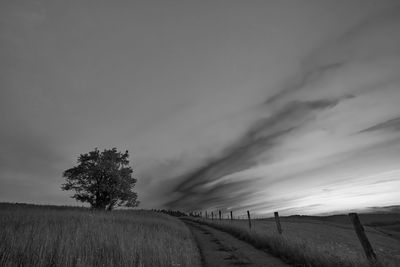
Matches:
[[62, 148, 139, 210]]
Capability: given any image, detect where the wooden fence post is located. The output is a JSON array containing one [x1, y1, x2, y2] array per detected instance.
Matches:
[[230, 211, 233, 221], [211, 211, 214, 220], [348, 213, 378, 265], [205, 211, 208, 219], [247, 210, 252, 229], [274, 212, 282, 234], [219, 210, 221, 220]]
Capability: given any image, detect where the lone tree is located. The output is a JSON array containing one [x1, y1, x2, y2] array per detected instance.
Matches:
[[62, 148, 139, 210]]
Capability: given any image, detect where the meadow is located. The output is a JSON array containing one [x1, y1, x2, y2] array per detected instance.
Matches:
[[0, 203, 201, 267], [188, 213, 400, 267]]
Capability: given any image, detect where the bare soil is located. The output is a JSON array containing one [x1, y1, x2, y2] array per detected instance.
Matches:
[[184, 219, 291, 267]]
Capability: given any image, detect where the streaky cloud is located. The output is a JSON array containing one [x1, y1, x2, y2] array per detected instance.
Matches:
[[165, 96, 351, 210], [360, 117, 400, 133]]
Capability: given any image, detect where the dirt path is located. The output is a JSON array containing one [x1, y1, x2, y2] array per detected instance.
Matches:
[[184, 219, 291, 267]]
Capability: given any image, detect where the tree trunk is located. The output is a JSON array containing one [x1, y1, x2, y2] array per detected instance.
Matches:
[[92, 201, 107, 210], [107, 200, 117, 211]]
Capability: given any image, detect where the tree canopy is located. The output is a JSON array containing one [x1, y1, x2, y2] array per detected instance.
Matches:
[[62, 148, 139, 210]]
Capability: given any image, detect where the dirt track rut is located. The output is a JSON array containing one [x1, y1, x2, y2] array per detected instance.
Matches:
[[184, 220, 291, 267]]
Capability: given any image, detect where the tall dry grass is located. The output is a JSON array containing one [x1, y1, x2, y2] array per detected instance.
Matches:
[[0, 203, 201, 267], [186, 217, 400, 267]]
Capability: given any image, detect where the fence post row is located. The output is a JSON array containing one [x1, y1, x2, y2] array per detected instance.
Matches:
[[247, 210, 252, 229], [274, 212, 283, 234], [348, 213, 378, 265]]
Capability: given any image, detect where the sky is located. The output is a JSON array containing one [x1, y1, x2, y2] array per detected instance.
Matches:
[[1, 0, 399, 215]]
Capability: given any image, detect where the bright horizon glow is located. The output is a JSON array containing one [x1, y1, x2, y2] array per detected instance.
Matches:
[[255, 170, 400, 216]]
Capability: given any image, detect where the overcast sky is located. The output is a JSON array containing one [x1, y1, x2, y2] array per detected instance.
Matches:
[[1, 0, 399, 215]]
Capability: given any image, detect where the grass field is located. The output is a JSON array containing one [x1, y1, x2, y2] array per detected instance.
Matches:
[[0, 203, 201, 267], [188, 213, 400, 267]]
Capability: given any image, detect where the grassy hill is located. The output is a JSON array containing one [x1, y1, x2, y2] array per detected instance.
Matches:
[[0, 203, 201, 267]]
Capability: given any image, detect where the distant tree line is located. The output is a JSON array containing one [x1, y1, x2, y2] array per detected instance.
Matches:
[[152, 209, 188, 217]]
